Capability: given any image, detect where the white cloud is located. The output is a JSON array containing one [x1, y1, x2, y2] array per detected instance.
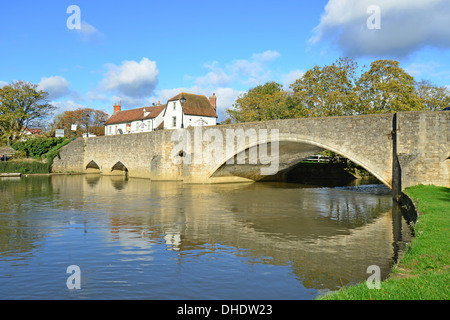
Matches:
[[229, 50, 281, 85], [214, 87, 245, 120], [100, 57, 159, 99], [251, 50, 281, 63], [49, 100, 85, 116], [404, 62, 441, 79], [38, 76, 72, 100], [86, 90, 110, 103], [193, 50, 281, 89], [76, 21, 103, 44], [0, 80, 8, 88], [311, 0, 450, 57], [281, 70, 305, 90], [195, 61, 233, 87]]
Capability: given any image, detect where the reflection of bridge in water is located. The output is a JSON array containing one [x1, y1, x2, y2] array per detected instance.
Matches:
[[53, 111, 450, 200], [50, 175, 413, 291]]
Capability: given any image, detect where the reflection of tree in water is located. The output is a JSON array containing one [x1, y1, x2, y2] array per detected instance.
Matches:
[[0, 177, 54, 259], [221, 183, 393, 239]]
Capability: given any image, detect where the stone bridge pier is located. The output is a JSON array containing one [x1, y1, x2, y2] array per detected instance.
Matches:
[[52, 111, 449, 199]]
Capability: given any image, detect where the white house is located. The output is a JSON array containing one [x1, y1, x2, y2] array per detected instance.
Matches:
[[105, 103, 166, 136], [104, 92, 218, 136], [163, 92, 218, 129]]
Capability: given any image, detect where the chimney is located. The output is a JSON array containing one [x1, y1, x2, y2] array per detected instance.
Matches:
[[114, 103, 121, 114], [209, 93, 217, 111]]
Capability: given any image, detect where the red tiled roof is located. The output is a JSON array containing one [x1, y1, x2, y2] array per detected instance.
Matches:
[[25, 128, 43, 135], [167, 92, 217, 118], [105, 104, 166, 125]]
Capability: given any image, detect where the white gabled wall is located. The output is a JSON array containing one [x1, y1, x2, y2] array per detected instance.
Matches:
[[163, 100, 217, 129], [164, 100, 183, 129]]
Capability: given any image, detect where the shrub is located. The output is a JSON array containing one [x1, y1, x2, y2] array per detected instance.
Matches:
[[11, 137, 68, 158], [14, 150, 27, 159], [1, 137, 72, 174], [45, 138, 72, 166]]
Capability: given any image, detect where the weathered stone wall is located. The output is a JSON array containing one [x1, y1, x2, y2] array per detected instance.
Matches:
[[53, 130, 183, 180], [52, 138, 85, 173], [51, 111, 450, 193], [395, 111, 449, 189]]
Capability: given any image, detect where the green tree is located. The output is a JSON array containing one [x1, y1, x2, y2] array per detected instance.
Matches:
[[355, 60, 424, 114], [415, 80, 450, 111], [226, 81, 297, 123], [0, 81, 55, 145], [226, 58, 441, 124], [290, 57, 359, 117]]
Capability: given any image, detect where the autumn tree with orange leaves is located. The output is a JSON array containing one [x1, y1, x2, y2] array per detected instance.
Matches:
[[52, 108, 109, 137]]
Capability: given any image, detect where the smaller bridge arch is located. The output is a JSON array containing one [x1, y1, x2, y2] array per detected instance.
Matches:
[[86, 160, 101, 174], [111, 161, 129, 176]]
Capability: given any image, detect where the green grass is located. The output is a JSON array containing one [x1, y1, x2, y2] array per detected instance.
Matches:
[[318, 185, 450, 300], [0, 138, 72, 174], [0, 160, 50, 174]]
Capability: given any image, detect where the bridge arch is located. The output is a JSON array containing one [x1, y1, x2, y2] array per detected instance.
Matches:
[[85, 160, 101, 174], [111, 161, 129, 176], [208, 134, 392, 189]]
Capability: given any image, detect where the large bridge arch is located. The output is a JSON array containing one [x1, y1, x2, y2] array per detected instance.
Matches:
[[207, 132, 393, 188]]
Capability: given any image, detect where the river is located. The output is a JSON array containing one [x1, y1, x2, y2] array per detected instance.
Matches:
[[0, 174, 413, 300]]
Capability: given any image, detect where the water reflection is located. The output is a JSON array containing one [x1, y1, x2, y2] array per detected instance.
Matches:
[[0, 175, 413, 299]]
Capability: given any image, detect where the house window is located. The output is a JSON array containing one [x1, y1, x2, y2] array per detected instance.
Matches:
[[109, 126, 111, 135], [172, 116, 177, 127], [173, 102, 176, 111]]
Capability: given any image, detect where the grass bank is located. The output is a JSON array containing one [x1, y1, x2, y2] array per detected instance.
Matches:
[[0, 159, 50, 174], [318, 184, 449, 300], [0, 138, 71, 174]]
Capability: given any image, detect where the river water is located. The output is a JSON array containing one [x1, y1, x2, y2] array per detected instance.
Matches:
[[0, 174, 412, 300]]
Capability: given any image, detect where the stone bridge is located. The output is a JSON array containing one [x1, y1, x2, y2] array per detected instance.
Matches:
[[52, 111, 449, 197]]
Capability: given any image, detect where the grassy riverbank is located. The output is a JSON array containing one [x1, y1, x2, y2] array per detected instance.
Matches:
[[319, 184, 449, 300], [0, 137, 71, 174], [0, 159, 50, 174]]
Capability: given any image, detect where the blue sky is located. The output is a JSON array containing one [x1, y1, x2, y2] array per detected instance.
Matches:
[[1, 0, 450, 121]]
